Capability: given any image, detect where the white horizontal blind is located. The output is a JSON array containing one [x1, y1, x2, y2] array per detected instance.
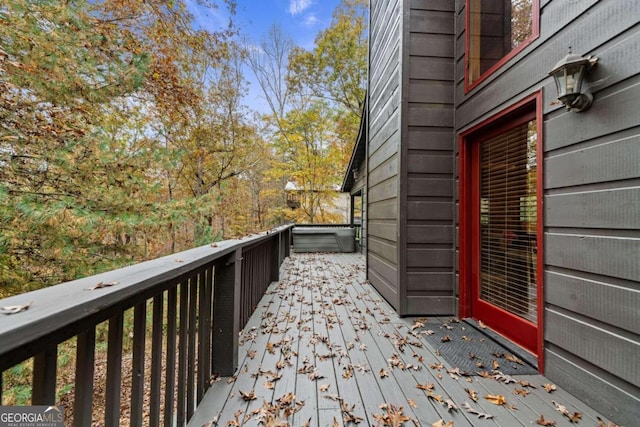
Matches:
[[479, 120, 537, 323]]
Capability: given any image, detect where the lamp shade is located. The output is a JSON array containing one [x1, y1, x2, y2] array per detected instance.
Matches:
[[549, 53, 590, 103]]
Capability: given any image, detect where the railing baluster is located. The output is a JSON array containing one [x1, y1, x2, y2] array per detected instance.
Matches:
[[164, 287, 177, 427], [32, 344, 57, 405], [186, 272, 198, 420], [212, 249, 241, 376], [130, 303, 147, 427], [74, 328, 95, 427], [177, 280, 188, 426], [197, 266, 212, 403], [149, 294, 164, 426], [105, 313, 123, 427]]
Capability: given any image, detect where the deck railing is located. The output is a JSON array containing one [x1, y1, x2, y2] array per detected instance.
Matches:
[[0, 225, 292, 426]]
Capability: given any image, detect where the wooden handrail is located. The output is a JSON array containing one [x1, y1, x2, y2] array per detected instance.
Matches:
[[0, 225, 293, 426]]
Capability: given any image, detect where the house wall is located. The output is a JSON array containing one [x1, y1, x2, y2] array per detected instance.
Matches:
[[452, 0, 640, 424], [401, 0, 456, 315], [367, 0, 403, 309], [352, 161, 367, 254]]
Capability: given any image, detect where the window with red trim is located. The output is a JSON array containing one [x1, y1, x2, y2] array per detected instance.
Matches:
[[466, 0, 538, 88]]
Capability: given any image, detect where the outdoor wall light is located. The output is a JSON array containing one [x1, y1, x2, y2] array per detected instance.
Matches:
[[548, 49, 599, 112]]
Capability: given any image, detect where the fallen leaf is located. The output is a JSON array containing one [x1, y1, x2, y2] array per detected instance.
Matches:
[[535, 414, 557, 426], [407, 398, 417, 408], [411, 320, 425, 330], [505, 353, 524, 365], [441, 335, 451, 343], [543, 383, 557, 393], [379, 368, 389, 378], [264, 381, 274, 390], [416, 382, 434, 391], [332, 416, 340, 427], [552, 401, 582, 423], [493, 371, 517, 384], [239, 389, 256, 401], [478, 320, 487, 328], [320, 384, 330, 392], [461, 401, 493, 419], [247, 349, 257, 359], [0, 301, 33, 315], [490, 359, 500, 370], [85, 281, 119, 290], [518, 380, 537, 388], [484, 394, 506, 406], [464, 388, 478, 402], [597, 416, 620, 427], [514, 388, 530, 397], [443, 399, 458, 412], [432, 419, 454, 427], [373, 404, 414, 427]]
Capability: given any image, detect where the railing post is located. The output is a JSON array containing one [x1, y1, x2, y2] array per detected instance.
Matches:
[[32, 344, 57, 405], [212, 248, 241, 376]]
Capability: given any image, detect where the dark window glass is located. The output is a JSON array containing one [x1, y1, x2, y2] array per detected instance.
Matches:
[[468, 0, 534, 85]]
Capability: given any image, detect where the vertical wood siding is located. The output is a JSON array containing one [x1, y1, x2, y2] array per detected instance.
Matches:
[[403, 0, 455, 315], [367, 0, 402, 309], [451, 0, 640, 424]]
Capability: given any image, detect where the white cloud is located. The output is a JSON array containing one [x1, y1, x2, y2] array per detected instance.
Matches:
[[302, 13, 319, 27], [288, 0, 313, 16]]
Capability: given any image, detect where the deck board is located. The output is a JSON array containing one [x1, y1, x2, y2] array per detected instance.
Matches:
[[189, 253, 615, 427]]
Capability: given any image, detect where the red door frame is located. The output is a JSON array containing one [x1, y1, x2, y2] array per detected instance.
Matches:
[[458, 91, 544, 371]]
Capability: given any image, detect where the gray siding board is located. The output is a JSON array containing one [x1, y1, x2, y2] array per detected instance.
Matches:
[[410, 0, 454, 12], [410, 10, 454, 35], [407, 225, 454, 244], [408, 80, 454, 103], [408, 105, 453, 127], [407, 154, 454, 174], [545, 76, 640, 151], [407, 201, 454, 221], [407, 272, 454, 291], [545, 349, 640, 427], [409, 33, 455, 58], [545, 308, 640, 388], [368, 222, 397, 243], [370, 90, 401, 144], [546, 188, 640, 229], [545, 129, 640, 188], [545, 233, 640, 283], [407, 129, 454, 151], [368, 200, 398, 220], [369, 238, 398, 265], [369, 116, 400, 163], [368, 177, 399, 204], [407, 178, 454, 198], [368, 156, 399, 188], [409, 57, 454, 81], [406, 296, 455, 314], [407, 248, 453, 268], [546, 270, 640, 334]]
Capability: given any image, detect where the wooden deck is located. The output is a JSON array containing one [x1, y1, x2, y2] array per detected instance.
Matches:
[[189, 253, 613, 427]]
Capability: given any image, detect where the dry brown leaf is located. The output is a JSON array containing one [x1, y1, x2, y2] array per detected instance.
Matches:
[[427, 391, 443, 403], [518, 380, 537, 388], [490, 359, 500, 370], [477, 320, 487, 328], [239, 389, 256, 401], [407, 398, 417, 408], [332, 416, 340, 427], [432, 420, 454, 427], [416, 382, 435, 391], [441, 335, 451, 343], [464, 388, 478, 402], [543, 383, 557, 393], [373, 403, 413, 427], [267, 342, 276, 354], [443, 399, 458, 412], [247, 349, 257, 359], [320, 384, 330, 392], [484, 394, 506, 405], [552, 401, 582, 423], [411, 320, 425, 330], [226, 375, 237, 384], [535, 415, 557, 426], [0, 301, 33, 315], [505, 353, 524, 365], [85, 281, 119, 290], [264, 381, 275, 390], [461, 402, 494, 419], [597, 416, 620, 427], [380, 368, 390, 378], [514, 388, 530, 397], [430, 363, 444, 370]]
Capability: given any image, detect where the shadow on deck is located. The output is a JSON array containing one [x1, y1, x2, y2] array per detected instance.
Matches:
[[190, 253, 611, 427]]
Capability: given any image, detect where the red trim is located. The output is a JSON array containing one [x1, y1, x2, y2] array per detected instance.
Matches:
[[464, 0, 540, 93], [458, 91, 544, 368]]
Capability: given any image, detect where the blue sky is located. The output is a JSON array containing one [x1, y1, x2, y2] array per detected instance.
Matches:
[[188, 0, 342, 113]]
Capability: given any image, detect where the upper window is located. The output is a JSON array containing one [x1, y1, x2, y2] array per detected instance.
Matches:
[[466, 0, 538, 89]]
